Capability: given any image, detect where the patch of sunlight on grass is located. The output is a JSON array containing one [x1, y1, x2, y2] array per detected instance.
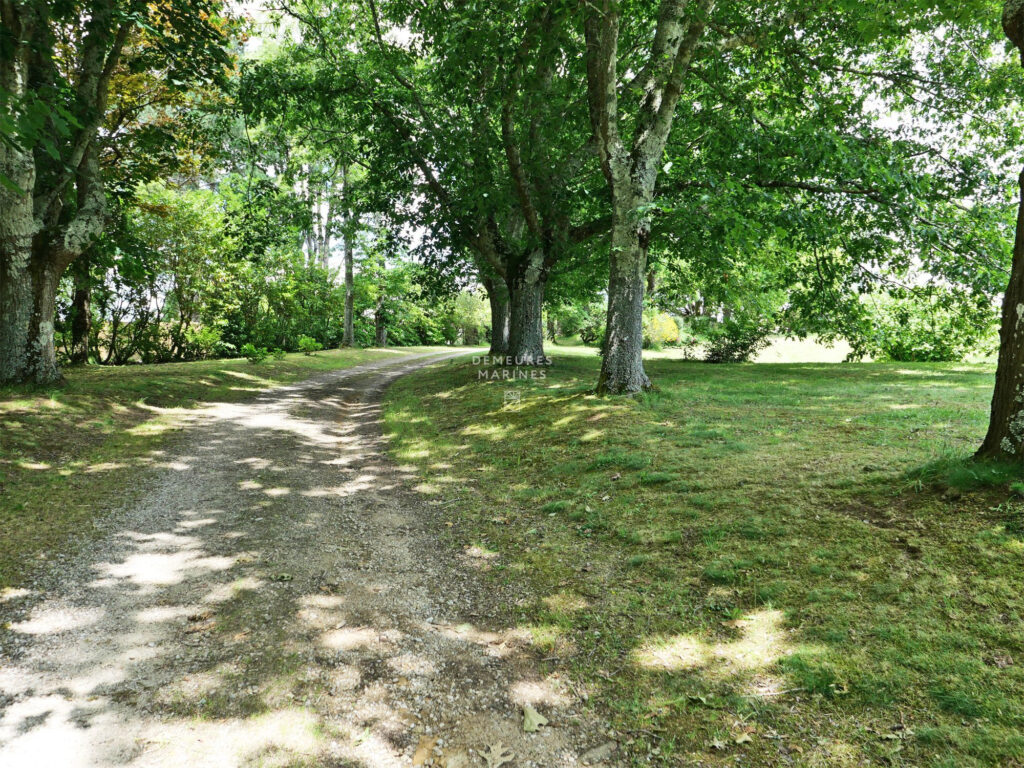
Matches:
[[543, 591, 590, 613], [579, 429, 605, 442], [527, 624, 565, 650], [634, 610, 793, 675], [461, 422, 513, 440]]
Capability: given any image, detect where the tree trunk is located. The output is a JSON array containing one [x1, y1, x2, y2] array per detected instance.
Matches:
[[507, 276, 546, 365], [0, 137, 54, 384], [506, 251, 547, 365], [0, 213, 35, 383], [978, 168, 1024, 458], [341, 165, 355, 347], [546, 314, 558, 342], [374, 301, 387, 347], [69, 254, 92, 364], [483, 277, 509, 355], [342, 227, 355, 347], [597, 211, 652, 394], [0, 249, 64, 384], [978, 2, 1024, 458]]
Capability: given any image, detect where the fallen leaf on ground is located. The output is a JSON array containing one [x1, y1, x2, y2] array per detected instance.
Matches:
[[523, 704, 549, 732], [483, 742, 514, 768]]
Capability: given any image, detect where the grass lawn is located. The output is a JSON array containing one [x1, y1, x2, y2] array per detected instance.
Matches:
[[0, 346, 443, 591], [384, 345, 1024, 767]]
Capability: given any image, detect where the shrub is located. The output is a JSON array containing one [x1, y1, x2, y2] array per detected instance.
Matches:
[[704, 316, 774, 363], [643, 310, 680, 349], [271, 348, 286, 360], [183, 326, 226, 360], [297, 335, 324, 355], [241, 342, 269, 363], [854, 294, 994, 362]]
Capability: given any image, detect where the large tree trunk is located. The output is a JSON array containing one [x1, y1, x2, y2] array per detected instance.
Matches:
[[978, 2, 1024, 458], [597, 205, 652, 394], [507, 270, 546, 365], [978, 168, 1024, 458], [483, 277, 509, 355], [504, 250, 547, 364], [0, 244, 64, 385], [69, 254, 92, 364], [0, 143, 38, 383]]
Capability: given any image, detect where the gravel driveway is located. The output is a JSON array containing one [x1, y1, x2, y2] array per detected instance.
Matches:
[[0, 352, 616, 768]]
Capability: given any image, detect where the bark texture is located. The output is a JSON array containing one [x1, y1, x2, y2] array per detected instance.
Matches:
[[978, 2, 1024, 459], [598, 219, 651, 393], [484, 277, 510, 356], [505, 251, 547, 364]]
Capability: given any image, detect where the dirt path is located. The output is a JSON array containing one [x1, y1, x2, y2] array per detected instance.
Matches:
[[0, 353, 617, 768]]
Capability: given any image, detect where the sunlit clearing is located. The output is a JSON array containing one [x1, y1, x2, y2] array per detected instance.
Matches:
[[635, 609, 789, 675]]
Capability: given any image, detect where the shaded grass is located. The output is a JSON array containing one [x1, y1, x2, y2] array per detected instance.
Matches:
[[0, 347, 440, 590], [384, 346, 1024, 767]]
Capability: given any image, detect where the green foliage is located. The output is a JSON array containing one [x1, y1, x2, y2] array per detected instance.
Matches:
[[240, 343, 269, 364], [297, 335, 323, 355], [551, 301, 606, 346], [702, 316, 776, 363], [852, 294, 996, 362]]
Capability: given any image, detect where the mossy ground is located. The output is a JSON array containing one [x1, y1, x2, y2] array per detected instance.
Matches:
[[384, 346, 1024, 767], [0, 347, 439, 590]]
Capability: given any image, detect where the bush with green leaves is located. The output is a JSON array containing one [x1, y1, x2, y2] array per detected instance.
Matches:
[[183, 326, 228, 360], [241, 343, 269, 363], [297, 335, 324, 355], [703, 315, 775, 363], [851, 294, 995, 362]]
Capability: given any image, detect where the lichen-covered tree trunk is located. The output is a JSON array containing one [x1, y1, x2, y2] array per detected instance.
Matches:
[[597, 200, 652, 394], [978, 169, 1024, 458], [0, 138, 46, 383], [506, 251, 547, 365], [483, 277, 509, 356], [978, 1, 1024, 458]]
